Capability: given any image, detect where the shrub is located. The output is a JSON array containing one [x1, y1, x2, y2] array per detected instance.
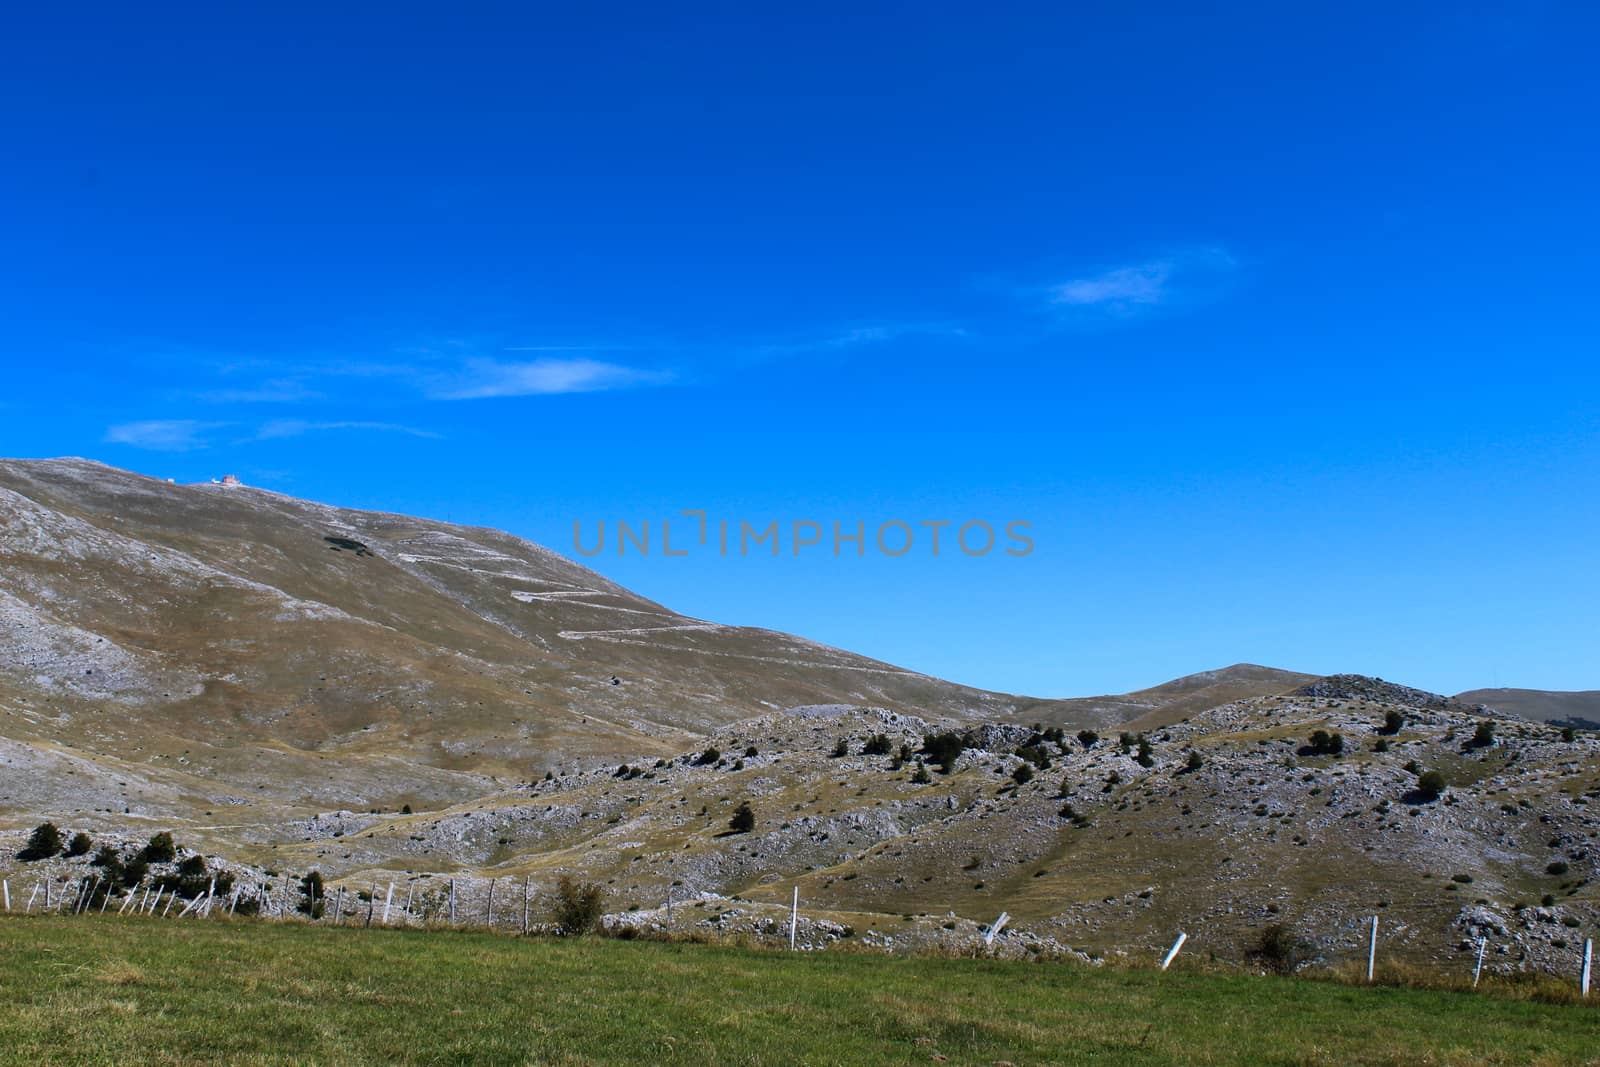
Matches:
[[921, 732, 966, 774], [400, 804, 413, 815], [138, 831, 177, 864], [1011, 764, 1034, 786], [729, 801, 755, 834], [862, 734, 892, 756], [120, 856, 149, 889], [1373, 738, 1390, 752], [1135, 738, 1155, 768], [1015, 744, 1051, 770], [1185, 750, 1204, 772], [1307, 730, 1344, 756], [1076, 730, 1099, 749], [1415, 770, 1447, 801], [830, 738, 850, 758], [1250, 923, 1313, 975], [553, 876, 605, 935], [1561, 726, 1577, 743], [298, 871, 327, 918], [90, 844, 123, 872], [65, 831, 93, 857], [1471, 721, 1496, 747], [1547, 861, 1570, 876], [744, 745, 759, 758], [911, 761, 932, 784], [1380, 710, 1405, 735], [18, 822, 63, 861], [694, 747, 720, 766]]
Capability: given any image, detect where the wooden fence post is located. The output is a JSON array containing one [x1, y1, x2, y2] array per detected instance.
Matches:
[[522, 877, 530, 936], [1161, 932, 1188, 971], [789, 887, 799, 950], [485, 878, 495, 928], [449, 879, 456, 925]]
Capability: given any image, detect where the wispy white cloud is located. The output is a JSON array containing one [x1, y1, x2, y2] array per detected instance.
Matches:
[[1051, 262, 1174, 309], [104, 420, 228, 452], [431, 358, 671, 400], [1047, 248, 1237, 316], [252, 420, 443, 441], [194, 378, 324, 404]]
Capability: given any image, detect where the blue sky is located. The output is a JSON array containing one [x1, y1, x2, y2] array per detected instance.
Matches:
[[3, 2, 1597, 697]]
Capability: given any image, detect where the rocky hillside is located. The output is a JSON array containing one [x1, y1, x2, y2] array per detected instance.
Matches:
[[0, 457, 1106, 818], [1458, 688, 1600, 729], [3, 458, 1594, 974], [6, 681, 1594, 974]]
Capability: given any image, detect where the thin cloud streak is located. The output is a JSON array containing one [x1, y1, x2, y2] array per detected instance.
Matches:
[[1046, 247, 1237, 317], [252, 420, 443, 441], [105, 420, 229, 452], [431, 357, 672, 399]]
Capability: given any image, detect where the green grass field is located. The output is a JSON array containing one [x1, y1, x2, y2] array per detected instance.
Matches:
[[1, 916, 1596, 1066]]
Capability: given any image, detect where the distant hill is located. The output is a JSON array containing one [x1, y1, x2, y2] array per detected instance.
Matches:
[[1457, 687, 1600, 728], [1012, 663, 1319, 731], [0, 457, 1119, 819]]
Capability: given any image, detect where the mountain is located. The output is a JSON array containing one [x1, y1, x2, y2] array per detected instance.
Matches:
[[3, 458, 1594, 972], [1457, 688, 1600, 729], [0, 457, 1108, 819], [1010, 663, 1319, 731]]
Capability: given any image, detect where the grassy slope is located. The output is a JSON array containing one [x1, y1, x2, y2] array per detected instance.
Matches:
[[1, 917, 1596, 1066]]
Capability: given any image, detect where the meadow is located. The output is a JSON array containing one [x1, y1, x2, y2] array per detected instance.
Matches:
[[1, 915, 1597, 1065]]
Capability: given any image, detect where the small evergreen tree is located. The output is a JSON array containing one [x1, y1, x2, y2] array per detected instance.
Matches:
[[830, 737, 851, 758], [921, 732, 966, 773], [65, 831, 93, 857], [1011, 763, 1034, 785], [553, 876, 605, 935], [298, 871, 326, 918], [862, 733, 892, 756], [1076, 730, 1099, 749], [1471, 721, 1496, 748], [138, 831, 177, 864], [1380, 710, 1405, 735], [1185, 750, 1204, 772], [1561, 725, 1577, 743], [19, 822, 63, 861], [912, 760, 933, 784], [1135, 738, 1155, 768], [729, 800, 755, 833], [1415, 770, 1447, 801]]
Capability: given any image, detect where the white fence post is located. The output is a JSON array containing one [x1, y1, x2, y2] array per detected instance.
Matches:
[[449, 879, 456, 924], [382, 883, 394, 925], [1583, 939, 1593, 998], [484, 878, 495, 928], [2, 879, 9, 911], [1161, 932, 1188, 971], [26, 883, 39, 913], [1474, 938, 1486, 988], [983, 912, 1010, 947], [1366, 916, 1378, 982], [789, 887, 799, 950]]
